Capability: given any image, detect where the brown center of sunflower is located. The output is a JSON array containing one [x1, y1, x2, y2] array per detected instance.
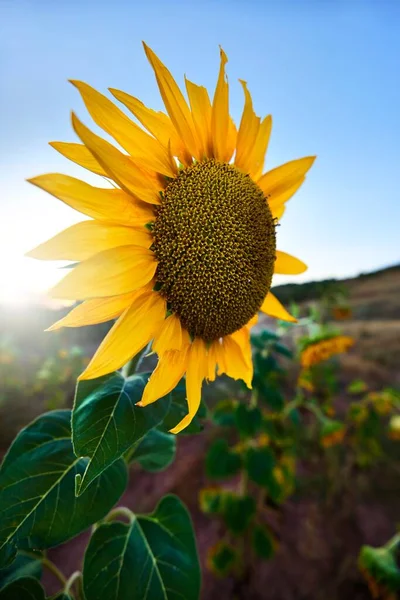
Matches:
[[153, 159, 276, 341]]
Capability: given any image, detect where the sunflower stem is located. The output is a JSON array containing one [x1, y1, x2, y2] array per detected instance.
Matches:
[[384, 532, 400, 553], [250, 389, 258, 408], [104, 506, 135, 524], [21, 551, 67, 587], [64, 571, 82, 598]]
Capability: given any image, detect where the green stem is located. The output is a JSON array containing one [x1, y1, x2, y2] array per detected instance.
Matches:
[[250, 388, 258, 408], [105, 506, 135, 523], [385, 532, 400, 553], [282, 397, 303, 418], [65, 571, 82, 598], [123, 441, 140, 465], [239, 470, 248, 496], [303, 401, 326, 422], [21, 552, 67, 587]]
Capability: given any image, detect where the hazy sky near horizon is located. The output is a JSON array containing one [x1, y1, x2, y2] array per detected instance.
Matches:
[[1, 0, 399, 304]]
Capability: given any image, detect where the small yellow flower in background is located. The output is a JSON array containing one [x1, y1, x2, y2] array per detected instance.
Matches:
[[257, 433, 271, 448], [320, 418, 346, 448], [58, 349, 68, 359], [367, 390, 394, 416], [388, 415, 400, 441], [300, 335, 354, 368], [27, 43, 314, 433]]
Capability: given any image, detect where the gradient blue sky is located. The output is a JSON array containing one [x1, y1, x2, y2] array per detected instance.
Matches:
[[1, 0, 399, 304]]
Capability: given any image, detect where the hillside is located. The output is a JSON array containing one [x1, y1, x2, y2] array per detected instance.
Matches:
[[273, 263, 400, 320]]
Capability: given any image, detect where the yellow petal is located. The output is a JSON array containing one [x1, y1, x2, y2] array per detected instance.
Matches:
[[27, 174, 154, 225], [248, 115, 272, 180], [71, 113, 162, 205], [138, 347, 189, 407], [169, 338, 207, 434], [79, 291, 166, 380], [260, 292, 297, 323], [218, 334, 253, 389], [226, 117, 237, 165], [268, 176, 305, 211], [235, 80, 260, 173], [231, 326, 253, 371], [70, 81, 176, 177], [258, 157, 316, 199], [185, 78, 212, 158], [211, 48, 231, 162], [49, 142, 107, 177], [206, 340, 220, 382], [152, 314, 190, 355], [109, 89, 192, 166], [271, 204, 286, 221], [51, 245, 157, 300], [47, 292, 140, 330], [27, 220, 152, 261], [143, 43, 199, 159], [275, 250, 307, 275], [246, 314, 259, 330]]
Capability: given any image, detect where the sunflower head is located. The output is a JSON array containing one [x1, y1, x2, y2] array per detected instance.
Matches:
[[154, 159, 276, 341], [27, 43, 315, 433]]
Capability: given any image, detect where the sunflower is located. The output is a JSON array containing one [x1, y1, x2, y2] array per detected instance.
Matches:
[[27, 43, 315, 433], [300, 335, 354, 368]]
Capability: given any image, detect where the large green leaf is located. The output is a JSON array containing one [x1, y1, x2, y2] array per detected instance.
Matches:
[[0, 410, 127, 567], [128, 429, 176, 472], [83, 495, 201, 600], [73, 372, 170, 494], [0, 552, 42, 589], [0, 577, 45, 600]]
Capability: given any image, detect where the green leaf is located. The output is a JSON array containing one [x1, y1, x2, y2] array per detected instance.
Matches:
[[245, 446, 276, 488], [252, 524, 276, 559], [83, 495, 201, 600], [199, 488, 224, 515], [206, 439, 241, 479], [0, 410, 127, 567], [211, 399, 237, 427], [159, 381, 203, 434], [251, 330, 279, 350], [259, 385, 284, 412], [347, 379, 368, 395], [0, 577, 45, 600], [222, 494, 256, 535], [359, 545, 400, 592], [0, 552, 42, 589], [235, 404, 262, 438], [207, 542, 238, 577], [128, 429, 176, 472], [73, 372, 170, 494], [272, 342, 293, 359]]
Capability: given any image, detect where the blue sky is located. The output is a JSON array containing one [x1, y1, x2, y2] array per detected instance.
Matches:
[[1, 0, 399, 304]]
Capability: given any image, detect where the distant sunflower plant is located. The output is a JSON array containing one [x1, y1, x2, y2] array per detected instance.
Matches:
[[0, 44, 314, 599]]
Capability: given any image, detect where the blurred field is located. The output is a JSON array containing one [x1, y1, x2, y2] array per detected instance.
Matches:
[[1, 263, 399, 599], [274, 263, 400, 383]]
